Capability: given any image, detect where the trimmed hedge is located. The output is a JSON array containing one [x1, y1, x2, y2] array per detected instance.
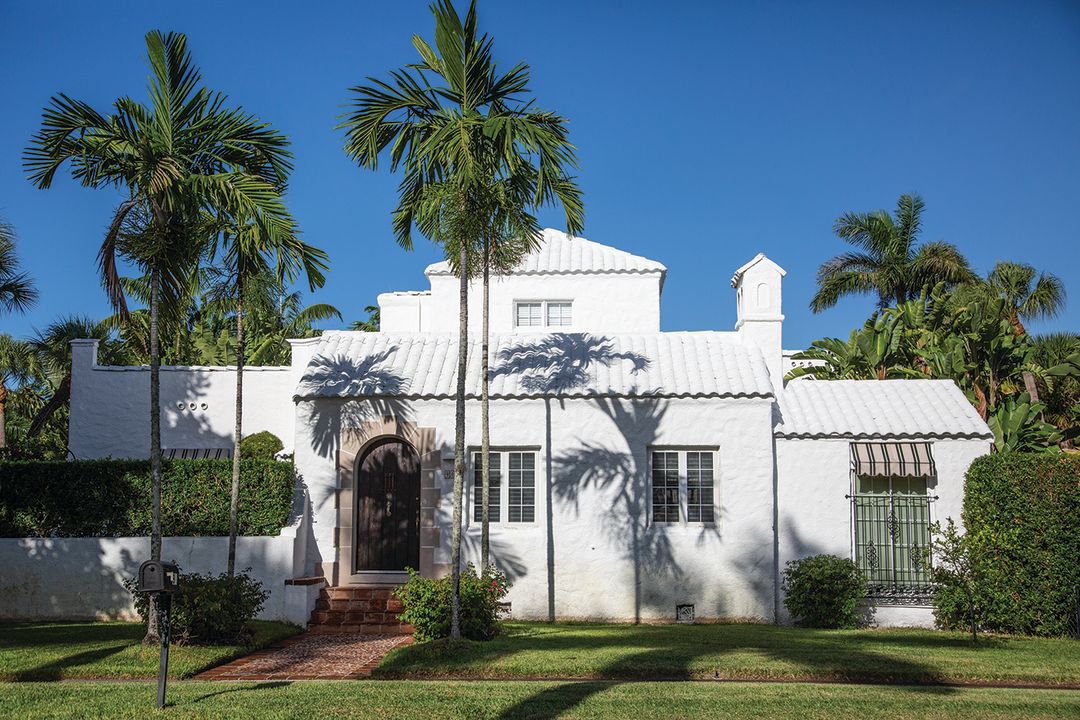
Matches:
[[935, 453, 1080, 637], [0, 459, 296, 538]]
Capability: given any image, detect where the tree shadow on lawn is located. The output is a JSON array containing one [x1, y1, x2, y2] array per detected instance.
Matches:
[[489, 625, 959, 720], [188, 681, 291, 704], [8, 644, 133, 682]]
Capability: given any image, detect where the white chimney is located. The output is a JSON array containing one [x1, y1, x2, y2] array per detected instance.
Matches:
[[731, 254, 786, 392]]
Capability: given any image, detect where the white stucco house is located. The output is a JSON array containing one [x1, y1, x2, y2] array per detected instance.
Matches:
[[59, 229, 993, 627]]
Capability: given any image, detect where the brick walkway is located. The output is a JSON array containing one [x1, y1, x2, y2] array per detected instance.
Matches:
[[196, 633, 412, 681]]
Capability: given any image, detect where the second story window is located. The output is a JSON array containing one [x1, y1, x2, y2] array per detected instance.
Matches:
[[546, 302, 573, 327], [515, 300, 572, 329], [515, 302, 543, 327]]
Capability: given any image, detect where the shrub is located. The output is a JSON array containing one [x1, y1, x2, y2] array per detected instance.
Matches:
[[0, 459, 296, 537], [936, 453, 1080, 637], [782, 554, 866, 629], [395, 564, 509, 642], [128, 570, 268, 645], [239, 431, 284, 460]]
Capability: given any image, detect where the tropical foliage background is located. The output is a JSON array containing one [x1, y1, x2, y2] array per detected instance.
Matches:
[[790, 194, 1078, 453]]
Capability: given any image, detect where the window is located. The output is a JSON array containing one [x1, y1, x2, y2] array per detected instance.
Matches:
[[515, 302, 542, 327], [651, 449, 717, 524], [514, 300, 572, 328], [472, 452, 501, 523], [850, 443, 935, 599], [472, 450, 536, 523], [546, 302, 573, 327], [686, 451, 715, 522]]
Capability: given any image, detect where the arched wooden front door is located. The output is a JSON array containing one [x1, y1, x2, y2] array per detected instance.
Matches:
[[354, 439, 421, 572]]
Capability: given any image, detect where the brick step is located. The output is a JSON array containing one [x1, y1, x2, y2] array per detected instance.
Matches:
[[308, 585, 411, 634]]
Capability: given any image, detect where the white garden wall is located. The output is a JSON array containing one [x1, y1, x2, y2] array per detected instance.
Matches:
[[68, 339, 303, 460], [0, 485, 320, 625]]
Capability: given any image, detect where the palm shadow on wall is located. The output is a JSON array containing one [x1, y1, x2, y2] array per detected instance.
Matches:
[[300, 351, 412, 458], [491, 334, 720, 622], [490, 333, 650, 394]]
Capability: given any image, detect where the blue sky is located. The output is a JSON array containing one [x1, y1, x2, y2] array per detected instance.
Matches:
[[1, 1, 1078, 348]]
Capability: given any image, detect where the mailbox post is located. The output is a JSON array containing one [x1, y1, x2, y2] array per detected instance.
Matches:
[[137, 560, 179, 709]]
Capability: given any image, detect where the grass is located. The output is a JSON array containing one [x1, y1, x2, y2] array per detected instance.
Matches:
[[0, 621, 300, 681], [376, 621, 1080, 687], [2, 680, 1079, 719]]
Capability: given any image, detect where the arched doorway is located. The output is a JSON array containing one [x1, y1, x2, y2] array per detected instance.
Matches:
[[354, 438, 421, 573]]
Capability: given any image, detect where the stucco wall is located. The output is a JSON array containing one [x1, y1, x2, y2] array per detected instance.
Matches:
[[382, 272, 663, 334], [0, 532, 314, 624], [774, 436, 990, 626], [294, 394, 777, 622], [68, 339, 302, 459]]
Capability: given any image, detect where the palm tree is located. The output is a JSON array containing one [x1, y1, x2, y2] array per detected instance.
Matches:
[[340, 0, 583, 638], [26, 316, 126, 442], [244, 284, 341, 365], [350, 305, 381, 332], [811, 194, 976, 312], [26, 30, 293, 640], [209, 217, 328, 576], [0, 221, 38, 315], [984, 261, 1066, 337], [0, 334, 35, 450]]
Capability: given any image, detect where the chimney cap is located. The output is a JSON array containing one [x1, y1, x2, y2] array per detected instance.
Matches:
[[731, 253, 787, 288]]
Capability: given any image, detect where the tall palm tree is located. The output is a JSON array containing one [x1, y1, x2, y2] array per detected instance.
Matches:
[[209, 216, 328, 576], [985, 261, 1066, 337], [340, 0, 583, 638], [468, 179, 581, 569], [0, 221, 38, 315], [26, 30, 292, 640], [811, 194, 976, 312]]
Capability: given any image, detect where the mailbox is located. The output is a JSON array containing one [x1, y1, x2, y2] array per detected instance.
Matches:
[[137, 560, 180, 593]]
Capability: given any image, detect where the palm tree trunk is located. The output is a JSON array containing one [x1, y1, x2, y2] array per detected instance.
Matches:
[[146, 264, 162, 643], [481, 240, 491, 570], [27, 375, 71, 438], [0, 384, 7, 450], [450, 237, 468, 641], [228, 276, 244, 577]]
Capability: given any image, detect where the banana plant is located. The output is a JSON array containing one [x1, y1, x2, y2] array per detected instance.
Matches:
[[988, 393, 1060, 453]]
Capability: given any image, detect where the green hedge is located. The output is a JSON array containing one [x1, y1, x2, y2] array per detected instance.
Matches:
[[939, 453, 1080, 637], [0, 459, 296, 538]]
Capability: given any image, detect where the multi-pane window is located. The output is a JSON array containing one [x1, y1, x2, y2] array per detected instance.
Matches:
[[514, 302, 543, 327], [472, 450, 536, 523], [507, 452, 536, 522], [514, 300, 572, 328], [651, 450, 716, 524], [686, 451, 715, 522], [546, 302, 573, 327], [651, 451, 681, 523], [472, 452, 501, 523]]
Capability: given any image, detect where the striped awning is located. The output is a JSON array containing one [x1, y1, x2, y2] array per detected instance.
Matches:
[[164, 448, 233, 460], [851, 442, 935, 478]]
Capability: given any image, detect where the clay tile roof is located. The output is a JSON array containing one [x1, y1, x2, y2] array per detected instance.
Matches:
[[775, 379, 993, 440], [295, 331, 773, 400], [425, 228, 666, 278]]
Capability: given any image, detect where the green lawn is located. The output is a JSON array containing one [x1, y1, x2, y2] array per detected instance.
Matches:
[[376, 622, 1080, 686], [0, 621, 300, 681], [2, 680, 1079, 719]]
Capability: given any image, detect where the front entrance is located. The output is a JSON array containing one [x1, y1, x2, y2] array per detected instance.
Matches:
[[354, 439, 421, 573]]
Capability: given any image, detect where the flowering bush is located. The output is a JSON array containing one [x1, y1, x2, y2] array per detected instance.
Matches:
[[395, 563, 510, 642]]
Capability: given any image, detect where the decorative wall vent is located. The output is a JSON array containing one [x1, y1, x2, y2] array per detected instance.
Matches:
[[676, 603, 695, 624]]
